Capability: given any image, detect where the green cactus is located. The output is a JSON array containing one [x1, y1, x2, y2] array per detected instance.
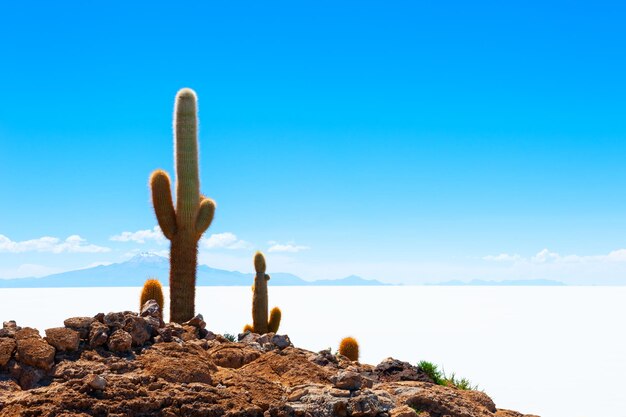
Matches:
[[246, 251, 282, 334], [150, 88, 216, 323]]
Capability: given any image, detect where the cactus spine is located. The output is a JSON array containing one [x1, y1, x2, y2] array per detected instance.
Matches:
[[246, 251, 282, 334], [150, 88, 216, 323], [140, 278, 164, 311], [339, 337, 359, 361]]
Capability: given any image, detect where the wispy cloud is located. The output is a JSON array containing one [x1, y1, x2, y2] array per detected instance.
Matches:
[[482, 253, 522, 262], [0, 234, 110, 254], [201, 232, 250, 250], [110, 226, 166, 244], [267, 241, 310, 253], [483, 248, 626, 264]]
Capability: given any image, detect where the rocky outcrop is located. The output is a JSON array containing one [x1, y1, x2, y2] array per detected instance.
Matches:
[[45, 327, 80, 352], [0, 303, 539, 417]]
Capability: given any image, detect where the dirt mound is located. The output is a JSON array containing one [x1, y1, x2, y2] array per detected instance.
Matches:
[[0, 307, 539, 417]]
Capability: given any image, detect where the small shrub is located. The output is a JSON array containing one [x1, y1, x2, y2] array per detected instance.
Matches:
[[443, 371, 479, 390], [418, 361, 479, 390], [418, 360, 444, 385], [223, 333, 236, 342]]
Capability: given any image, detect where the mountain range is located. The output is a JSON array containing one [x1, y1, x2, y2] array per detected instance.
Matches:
[[0, 253, 390, 288]]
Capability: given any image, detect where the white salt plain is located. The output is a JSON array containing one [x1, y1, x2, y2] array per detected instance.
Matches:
[[1, 286, 624, 417]]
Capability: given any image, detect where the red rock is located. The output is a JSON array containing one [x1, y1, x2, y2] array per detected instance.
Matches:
[[0, 337, 16, 366], [89, 321, 109, 347], [63, 317, 95, 339], [16, 337, 55, 371], [123, 316, 151, 346], [107, 330, 132, 352], [45, 327, 80, 352], [14, 328, 40, 341]]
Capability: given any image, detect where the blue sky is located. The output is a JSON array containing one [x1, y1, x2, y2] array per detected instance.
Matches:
[[1, 1, 626, 284]]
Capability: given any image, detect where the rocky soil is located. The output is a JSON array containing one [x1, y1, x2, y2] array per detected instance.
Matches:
[[0, 301, 538, 417]]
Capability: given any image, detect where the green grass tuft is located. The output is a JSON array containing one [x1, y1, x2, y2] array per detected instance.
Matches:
[[223, 333, 236, 342], [418, 361, 479, 390], [417, 360, 444, 385]]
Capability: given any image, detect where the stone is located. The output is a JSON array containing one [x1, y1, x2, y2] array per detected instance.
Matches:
[[348, 389, 395, 416], [14, 327, 40, 340], [2, 320, 18, 329], [123, 316, 151, 346], [183, 314, 206, 329], [104, 312, 126, 331], [0, 328, 15, 338], [332, 370, 363, 391], [238, 331, 259, 344], [156, 327, 173, 343], [0, 337, 17, 366], [140, 299, 162, 318], [16, 337, 55, 371], [84, 373, 107, 390], [313, 348, 339, 366], [271, 334, 292, 350], [9, 362, 46, 389], [181, 325, 199, 341], [45, 327, 80, 352], [89, 321, 109, 347], [63, 317, 95, 339], [375, 358, 433, 383], [257, 333, 274, 345], [107, 330, 132, 353], [390, 405, 418, 417], [143, 316, 163, 335], [165, 322, 185, 338], [204, 330, 217, 341]]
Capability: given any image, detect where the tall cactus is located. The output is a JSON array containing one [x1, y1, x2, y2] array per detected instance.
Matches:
[[245, 251, 282, 334], [150, 88, 216, 323]]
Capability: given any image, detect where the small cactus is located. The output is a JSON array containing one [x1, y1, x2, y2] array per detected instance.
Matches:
[[243, 323, 254, 333], [339, 337, 359, 361], [248, 251, 282, 334], [140, 278, 164, 311]]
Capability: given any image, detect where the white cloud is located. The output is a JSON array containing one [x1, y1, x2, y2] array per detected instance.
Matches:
[[0, 234, 110, 254], [483, 248, 626, 265], [267, 242, 310, 253], [110, 226, 166, 244], [531, 248, 561, 263], [482, 253, 522, 262], [201, 233, 250, 250]]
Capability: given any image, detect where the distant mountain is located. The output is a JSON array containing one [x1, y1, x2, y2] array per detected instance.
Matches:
[[426, 279, 565, 286], [0, 253, 390, 287]]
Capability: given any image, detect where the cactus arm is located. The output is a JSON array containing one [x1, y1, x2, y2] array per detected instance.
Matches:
[[267, 306, 281, 333], [174, 88, 200, 228], [150, 169, 177, 240], [195, 197, 216, 238]]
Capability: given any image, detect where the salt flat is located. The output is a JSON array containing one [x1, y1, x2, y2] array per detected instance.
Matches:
[[1, 286, 624, 417]]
